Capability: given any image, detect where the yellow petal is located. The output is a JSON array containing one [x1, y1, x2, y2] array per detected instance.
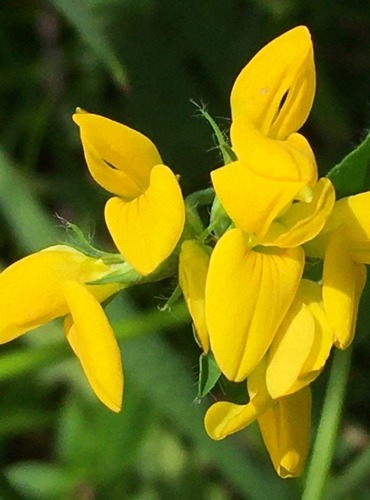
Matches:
[[258, 386, 311, 478], [105, 164, 185, 276], [230, 26, 315, 139], [211, 161, 306, 238], [231, 115, 317, 184], [323, 230, 367, 348], [0, 246, 118, 344], [262, 177, 335, 247], [271, 281, 334, 397], [206, 228, 304, 381], [297, 280, 333, 375], [179, 240, 210, 352], [330, 193, 370, 263], [204, 390, 272, 440], [73, 113, 162, 199], [266, 301, 315, 399], [63, 281, 123, 413], [205, 359, 272, 440]]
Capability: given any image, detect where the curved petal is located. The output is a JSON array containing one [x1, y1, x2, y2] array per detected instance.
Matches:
[[329, 193, 370, 263], [204, 390, 272, 440], [211, 161, 306, 239], [258, 386, 311, 478], [206, 228, 304, 381], [230, 26, 315, 139], [73, 113, 162, 198], [266, 301, 315, 399], [231, 115, 317, 184], [105, 164, 185, 276], [262, 177, 335, 247], [179, 240, 210, 352], [205, 359, 272, 440], [0, 246, 117, 344], [297, 280, 333, 375], [269, 281, 334, 398], [63, 281, 123, 413], [323, 230, 367, 349]]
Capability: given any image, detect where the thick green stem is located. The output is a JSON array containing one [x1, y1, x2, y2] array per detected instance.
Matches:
[[302, 347, 352, 500]]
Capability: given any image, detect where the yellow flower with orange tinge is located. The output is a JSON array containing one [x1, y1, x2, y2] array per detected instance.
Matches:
[[205, 26, 335, 384], [0, 246, 123, 412], [73, 112, 186, 277]]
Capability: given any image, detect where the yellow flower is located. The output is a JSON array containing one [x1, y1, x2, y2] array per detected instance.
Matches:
[[206, 228, 304, 381], [265, 279, 333, 399], [310, 192, 370, 348], [212, 26, 318, 240], [0, 245, 123, 412], [205, 26, 335, 382], [73, 112, 185, 276], [204, 358, 312, 478], [179, 240, 210, 352]]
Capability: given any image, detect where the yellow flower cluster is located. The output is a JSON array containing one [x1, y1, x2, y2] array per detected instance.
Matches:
[[0, 24, 369, 479], [179, 26, 370, 478]]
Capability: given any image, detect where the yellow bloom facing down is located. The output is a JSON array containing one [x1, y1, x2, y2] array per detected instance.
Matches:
[[0, 245, 123, 412], [73, 113, 185, 276], [205, 228, 304, 381], [212, 26, 319, 240], [179, 240, 210, 352], [204, 359, 311, 478]]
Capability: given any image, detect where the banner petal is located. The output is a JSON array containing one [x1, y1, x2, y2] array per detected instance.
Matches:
[[105, 165, 185, 276], [206, 228, 304, 381], [230, 26, 315, 139], [73, 113, 161, 198]]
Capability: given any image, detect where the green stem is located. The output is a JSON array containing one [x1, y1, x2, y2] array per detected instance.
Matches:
[[185, 187, 215, 207], [302, 347, 352, 500]]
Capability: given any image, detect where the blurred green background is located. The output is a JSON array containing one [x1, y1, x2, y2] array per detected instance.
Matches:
[[0, 1, 370, 498]]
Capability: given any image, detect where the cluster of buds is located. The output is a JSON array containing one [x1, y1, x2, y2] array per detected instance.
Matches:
[[1, 26, 369, 478]]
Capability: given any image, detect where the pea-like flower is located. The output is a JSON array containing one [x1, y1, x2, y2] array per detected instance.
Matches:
[[308, 192, 370, 348], [0, 245, 123, 412], [204, 357, 312, 478], [212, 26, 319, 239], [73, 112, 185, 276], [206, 27, 335, 382]]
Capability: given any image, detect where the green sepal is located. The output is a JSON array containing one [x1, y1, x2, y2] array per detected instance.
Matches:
[[209, 196, 232, 239], [159, 284, 182, 312], [191, 100, 237, 165], [327, 131, 370, 198], [87, 263, 141, 286], [196, 351, 221, 401], [61, 219, 123, 264]]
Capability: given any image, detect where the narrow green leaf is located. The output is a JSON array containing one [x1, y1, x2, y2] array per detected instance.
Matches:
[[0, 148, 60, 252], [50, 0, 129, 88], [197, 351, 221, 401], [327, 132, 370, 197]]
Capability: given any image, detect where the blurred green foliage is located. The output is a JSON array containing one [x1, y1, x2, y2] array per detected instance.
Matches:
[[0, 0, 370, 498]]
